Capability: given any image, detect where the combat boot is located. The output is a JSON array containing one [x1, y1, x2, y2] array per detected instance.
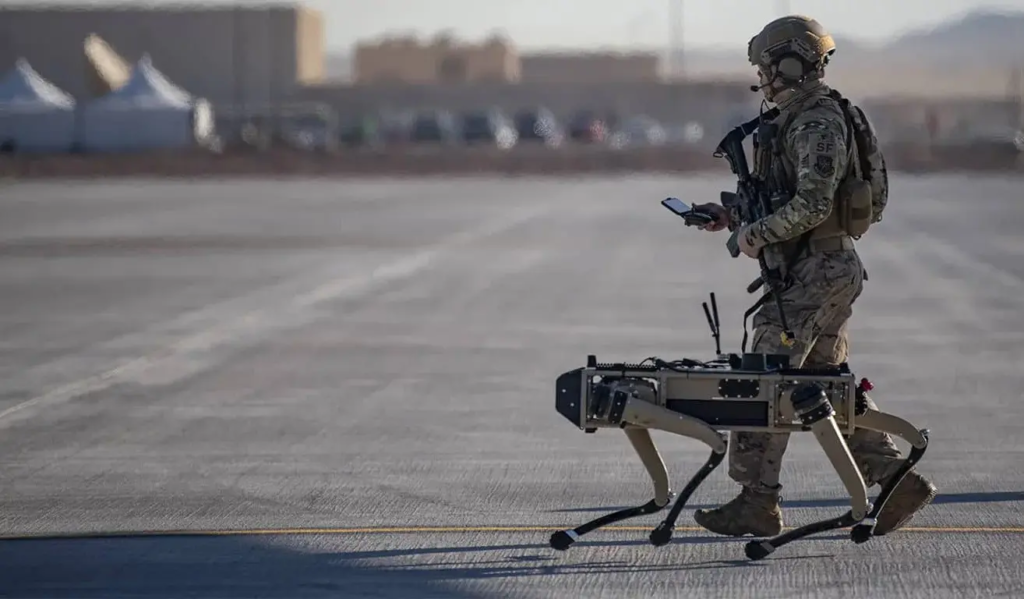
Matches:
[[693, 486, 783, 537], [873, 469, 937, 535]]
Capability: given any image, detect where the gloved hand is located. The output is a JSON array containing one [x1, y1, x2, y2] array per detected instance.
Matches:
[[691, 203, 730, 232], [726, 224, 764, 259]]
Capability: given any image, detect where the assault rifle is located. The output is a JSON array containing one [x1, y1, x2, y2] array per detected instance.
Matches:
[[714, 109, 796, 350]]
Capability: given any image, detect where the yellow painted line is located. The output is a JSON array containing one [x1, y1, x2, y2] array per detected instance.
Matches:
[[2, 524, 1024, 540]]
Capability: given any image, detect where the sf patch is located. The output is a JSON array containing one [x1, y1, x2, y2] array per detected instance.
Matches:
[[806, 131, 838, 179], [814, 154, 835, 178]]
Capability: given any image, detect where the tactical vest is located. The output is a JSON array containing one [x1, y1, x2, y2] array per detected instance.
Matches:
[[752, 88, 888, 259]]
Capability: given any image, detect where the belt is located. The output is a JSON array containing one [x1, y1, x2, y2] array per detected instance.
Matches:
[[807, 235, 855, 253]]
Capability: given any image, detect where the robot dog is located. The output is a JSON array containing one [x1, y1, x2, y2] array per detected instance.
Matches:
[[549, 293, 929, 561]]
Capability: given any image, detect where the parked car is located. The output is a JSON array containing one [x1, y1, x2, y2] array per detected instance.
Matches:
[[608, 115, 667, 148], [513, 107, 563, 147], [657, 121, 706, 146], [410, 110, 461, 145], [459, 109, 517, 149], [338, 116, 383, 149], [567, 110, 608, 144]]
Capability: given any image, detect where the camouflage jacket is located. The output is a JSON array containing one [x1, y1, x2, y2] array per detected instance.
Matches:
[[738, 81, 851, 249]]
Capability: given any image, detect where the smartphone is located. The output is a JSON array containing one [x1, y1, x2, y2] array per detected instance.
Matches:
[[661, 197, 693, 216], [661, 197, 716, 226]]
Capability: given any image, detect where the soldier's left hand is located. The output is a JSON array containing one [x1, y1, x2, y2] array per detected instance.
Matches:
[[737, 224, 762, 259]]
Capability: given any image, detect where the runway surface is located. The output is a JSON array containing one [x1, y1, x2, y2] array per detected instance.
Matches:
[[1, 174, 1022, 598]]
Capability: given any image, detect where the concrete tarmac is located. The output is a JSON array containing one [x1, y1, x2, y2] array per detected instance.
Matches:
[[1, 175, 1022, 598]]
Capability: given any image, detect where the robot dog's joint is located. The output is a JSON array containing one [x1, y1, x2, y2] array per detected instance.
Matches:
[[791, 383, 836, 426]]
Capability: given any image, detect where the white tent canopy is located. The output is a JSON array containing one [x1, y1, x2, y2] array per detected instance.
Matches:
[[81, 55, 214, 152], [0, 58, 78, 153]]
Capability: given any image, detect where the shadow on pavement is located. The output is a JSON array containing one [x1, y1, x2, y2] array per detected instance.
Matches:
[[0, 536, 483, 599], [0, 532, 841, 598]]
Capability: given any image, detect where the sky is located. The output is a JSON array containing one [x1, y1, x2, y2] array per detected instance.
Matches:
[[5, 0, 1024, 50]]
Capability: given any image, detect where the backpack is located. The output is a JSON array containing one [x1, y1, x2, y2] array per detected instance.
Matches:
[[830, 91, 890, 226]]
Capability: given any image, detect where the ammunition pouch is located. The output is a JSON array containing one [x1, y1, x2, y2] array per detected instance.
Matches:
[[800, 173, 873, 242]]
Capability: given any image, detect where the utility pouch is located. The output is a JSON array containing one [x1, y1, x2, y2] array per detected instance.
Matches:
[[836, 176, 873, 237]]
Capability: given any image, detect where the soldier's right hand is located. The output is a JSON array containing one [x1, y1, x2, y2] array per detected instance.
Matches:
[[692, 203, 730, 232]]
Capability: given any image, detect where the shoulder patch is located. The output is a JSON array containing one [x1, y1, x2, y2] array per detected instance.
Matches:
[[813, 154, 835, 178], [807, 131, 838, 178], [809, 131, 836, 155]]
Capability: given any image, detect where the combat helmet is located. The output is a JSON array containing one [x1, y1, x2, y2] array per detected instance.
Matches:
[[748, 15, 836, 85]]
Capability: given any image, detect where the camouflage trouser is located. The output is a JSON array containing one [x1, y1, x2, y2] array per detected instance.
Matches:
[[729, 247, 903, 492]]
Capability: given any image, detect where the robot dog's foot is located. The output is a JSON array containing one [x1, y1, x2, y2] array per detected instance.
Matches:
[[693, 486, 783, 538]]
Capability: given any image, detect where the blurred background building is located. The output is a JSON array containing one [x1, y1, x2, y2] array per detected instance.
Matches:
[[0, 1, 1019, 153], [0, 2, 748, 126], [353, 32, 519, 84], [519, 52, 660, 84], [351, 36, 661, 85], [0, 3, 324, 106]]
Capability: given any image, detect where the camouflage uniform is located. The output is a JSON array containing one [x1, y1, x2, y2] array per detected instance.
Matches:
[[693, 79, 937, 537]]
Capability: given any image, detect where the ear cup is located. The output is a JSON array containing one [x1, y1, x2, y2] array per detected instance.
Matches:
[[777, 56, 805, 81]]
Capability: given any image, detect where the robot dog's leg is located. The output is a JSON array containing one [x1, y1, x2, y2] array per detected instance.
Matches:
[[549, 427, 672, 551], [847, 408, 930, 543], [745, 384, 870, 560], [625, 426, 673, 507], [550, 399, 727, 551], [744, 386, 931, 560], [616, 399, 729, 547], [649, 446, 726, 546]]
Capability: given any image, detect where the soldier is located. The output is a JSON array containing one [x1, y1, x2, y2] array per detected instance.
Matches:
[[691, 15, 937, 537]]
